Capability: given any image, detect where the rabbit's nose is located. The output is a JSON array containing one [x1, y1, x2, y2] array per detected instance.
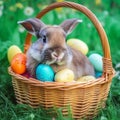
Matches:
[[52, 52, 59, 58], [52, 52, 64, 60]]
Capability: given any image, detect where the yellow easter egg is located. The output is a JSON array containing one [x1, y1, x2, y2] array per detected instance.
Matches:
[[67, 38, 88, 55], [55, 68, 74, 82], [7, 45, 22, 63], [77, 75, 96, 83]]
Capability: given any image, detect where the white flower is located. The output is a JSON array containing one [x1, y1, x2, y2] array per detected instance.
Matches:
[[115, 71, 120, 77], [103, 11, 109, 16], [29, 113, 35, 119], [87, 23, 92, 28], [100, 116, 108, 120], [115, 63, 120, 69], [118, 76, 120, 80], [24, 6, 34, 16], [0, 5, 4, 10]]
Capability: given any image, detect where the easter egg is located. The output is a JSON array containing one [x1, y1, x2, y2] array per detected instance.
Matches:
[[67, 38, 88, 55], [95, 71, 102, 78], [11, 53, 26, 74], [77, 75, 96, 82], [36, 64, 55, 82], [88, 53, 103, 72], [7, 45, 22, 63], [55, 69, 74, 82]]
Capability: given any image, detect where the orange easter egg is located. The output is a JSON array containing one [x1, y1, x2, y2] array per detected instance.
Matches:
[[11, 53, 27, 74]]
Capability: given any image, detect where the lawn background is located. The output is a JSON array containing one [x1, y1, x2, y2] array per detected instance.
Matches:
[[0, 0, 120, 120]]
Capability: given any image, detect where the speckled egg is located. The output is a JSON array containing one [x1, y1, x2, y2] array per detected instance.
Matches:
[[55, 68, 74, 82], [88, 53, 103, 72], [36, 64, 55, 82], [67, 38, 88, 55], [7, 45, 22, 63]]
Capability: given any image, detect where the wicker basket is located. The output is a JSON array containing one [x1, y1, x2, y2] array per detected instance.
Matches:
[[8, 1, 114, 119]]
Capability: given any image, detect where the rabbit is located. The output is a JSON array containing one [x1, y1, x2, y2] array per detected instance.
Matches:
[[18, 18, 95, 80]]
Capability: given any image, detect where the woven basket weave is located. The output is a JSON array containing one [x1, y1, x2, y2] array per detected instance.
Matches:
[[8, 1, 114, 119]]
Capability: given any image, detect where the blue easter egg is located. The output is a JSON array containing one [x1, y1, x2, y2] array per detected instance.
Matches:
[[88, 53, 103, 72], [95, 71, 102, 78], [36, 64, 55, 82]]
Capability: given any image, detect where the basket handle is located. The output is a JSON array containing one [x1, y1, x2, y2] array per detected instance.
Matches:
[[24, 1, 114, 78]]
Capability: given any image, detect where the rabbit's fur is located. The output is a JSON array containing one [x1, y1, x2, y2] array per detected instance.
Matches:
[[18, 18, 95, 80]]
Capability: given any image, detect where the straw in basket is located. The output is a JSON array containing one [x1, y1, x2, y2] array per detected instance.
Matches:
[[8, 1, 115, 119]]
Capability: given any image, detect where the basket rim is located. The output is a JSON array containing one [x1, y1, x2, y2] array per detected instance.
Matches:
[[9, 2, 114, 89], [8, 67, 112, 90]]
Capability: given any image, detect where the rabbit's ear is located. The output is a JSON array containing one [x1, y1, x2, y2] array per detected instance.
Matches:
[[60, 19, 82, 35], [18, 18, 46, 36]]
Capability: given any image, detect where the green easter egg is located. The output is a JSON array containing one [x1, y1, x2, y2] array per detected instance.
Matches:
[[88, 53, 103, 72]]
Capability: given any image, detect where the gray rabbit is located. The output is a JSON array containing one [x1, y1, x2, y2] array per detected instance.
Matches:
[[18, 18, 95, 80]]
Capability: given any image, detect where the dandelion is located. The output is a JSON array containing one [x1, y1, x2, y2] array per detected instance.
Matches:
[[15, 3, 23, 9], [55, 0, 64, 12], [37, 4, 42, 9], [9, 6, 16, 12], [55, 7, 62, 12], [24, 7, 34, 16], [95, 0, 101, 5], [56, 0, 64, 2], [41, 5, 48, 9]]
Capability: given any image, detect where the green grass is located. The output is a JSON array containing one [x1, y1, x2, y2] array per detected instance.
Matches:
[[0, 0, 120, 119]]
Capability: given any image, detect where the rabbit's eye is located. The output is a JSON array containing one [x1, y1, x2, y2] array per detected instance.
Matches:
[[43, 35, 46, 43]]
